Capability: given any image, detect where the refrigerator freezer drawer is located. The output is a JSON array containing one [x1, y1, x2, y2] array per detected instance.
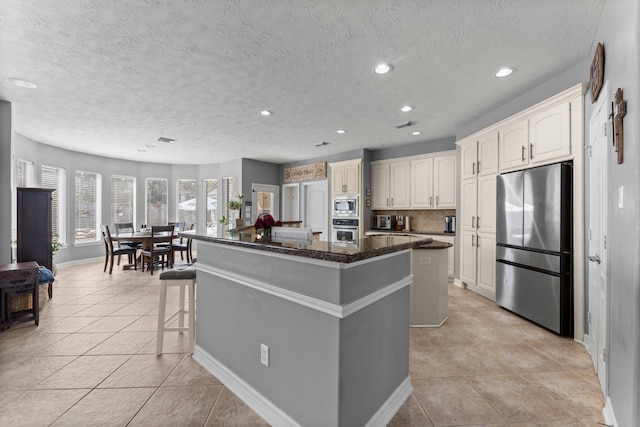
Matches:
[[496, 246, 560, 273], [496, 261, 571, 335]]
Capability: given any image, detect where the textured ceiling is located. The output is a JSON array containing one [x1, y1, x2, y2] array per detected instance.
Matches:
[[0, 0, 603, 165]]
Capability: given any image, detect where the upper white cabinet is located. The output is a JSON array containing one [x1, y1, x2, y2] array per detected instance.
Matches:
[[498, 118, 529, 172], [529, 102, 571, 163], [331, 160, 361, 194], [461, 131, 499, 180], [499, 98, 574, 173], [409, 151, 456, 209], [433, 154, 456, 208], [371, 160, 410, 209]]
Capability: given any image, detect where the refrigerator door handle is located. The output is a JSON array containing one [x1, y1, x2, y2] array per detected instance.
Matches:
[[588, 254, 602, 264]]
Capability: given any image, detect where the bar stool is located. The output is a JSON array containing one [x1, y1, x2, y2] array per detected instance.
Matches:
[[156, 265, 196, 355]]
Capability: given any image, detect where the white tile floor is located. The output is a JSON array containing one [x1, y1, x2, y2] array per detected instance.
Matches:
[[0, 260, 604, 426]]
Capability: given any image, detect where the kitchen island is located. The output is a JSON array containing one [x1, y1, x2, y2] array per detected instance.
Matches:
[[184, 230, 438, 426]]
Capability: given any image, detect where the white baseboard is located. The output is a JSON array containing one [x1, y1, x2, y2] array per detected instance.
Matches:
[[410, 316, 448, 328], [193, 346, 412, 427], [453, 278, 464, 288], [603, 396, 617, 427]]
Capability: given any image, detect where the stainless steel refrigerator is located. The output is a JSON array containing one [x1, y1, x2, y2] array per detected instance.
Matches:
[[496, 162, 572, 336]]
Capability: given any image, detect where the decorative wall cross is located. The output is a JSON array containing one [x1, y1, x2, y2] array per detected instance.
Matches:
[[612, 88, 627, 164]]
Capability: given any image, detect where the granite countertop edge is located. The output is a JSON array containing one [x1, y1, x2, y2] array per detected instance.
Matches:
[[184, 232, 449, 263]]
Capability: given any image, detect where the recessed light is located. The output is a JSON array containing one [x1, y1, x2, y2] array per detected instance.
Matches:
[[401, 105, 413, 112], [260, 110, 272, 116], [8, 77, 37, 88], [374, 63, 392, 74], [412, 131, 422, 136], [336, 129, 347, 134], [138, 149, 146, 152], [495, 67, 515, 78]]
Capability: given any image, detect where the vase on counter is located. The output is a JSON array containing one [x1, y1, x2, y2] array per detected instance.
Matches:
[[262, 227, 272, 238]]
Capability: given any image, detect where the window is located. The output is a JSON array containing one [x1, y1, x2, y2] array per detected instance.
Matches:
[[75, 170, 101, 244], [176, 179, 196, 226], [16, 158, 35, 187], [145, 178, 168, 226], [111, 175, 136, 227], [203, 178, 218, 232], [42, 165, 66, 245]]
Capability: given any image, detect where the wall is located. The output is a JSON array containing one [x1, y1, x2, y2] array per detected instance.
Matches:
[[368, 136, 456, 161], [0, 101, 11, 264], [586, 0, 640, 424]]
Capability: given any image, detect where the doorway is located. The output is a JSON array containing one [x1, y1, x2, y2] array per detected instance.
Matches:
[[251, 183, 280, 223], [587, 81, 609, 393], [301, 180, 329, 240]]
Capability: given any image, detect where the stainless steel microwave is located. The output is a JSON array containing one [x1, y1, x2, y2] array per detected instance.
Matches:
[[371, 215, 397, 230], [333, 196, 358, 216]]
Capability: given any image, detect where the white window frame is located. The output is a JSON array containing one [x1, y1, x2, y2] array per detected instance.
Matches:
[[74, 170, 102, 245], [203, 178, 218, 231], [176, 179, 196, 226], [41, 165, 67, 245], [16, 158, 35, 187], [111, 175, 136, 227], [145, 178, 168, 226]]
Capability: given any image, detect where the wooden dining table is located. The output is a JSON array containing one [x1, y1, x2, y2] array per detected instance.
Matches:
[[111, 231, 177, 270]]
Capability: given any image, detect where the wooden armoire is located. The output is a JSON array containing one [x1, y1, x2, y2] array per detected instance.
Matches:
[[17, 187, 54, 270]]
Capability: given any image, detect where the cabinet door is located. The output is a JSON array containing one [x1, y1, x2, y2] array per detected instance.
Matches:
[[460, 140, 478, 180], [477, 174, 497, 234], [460, 231, 477, 286], [476, 233, 496, 299], [477, 131, 499, 176], [371, 163, 390, 209], [529, 101, 571, 164], [433, 154, 456, 208], [332, 165, 345, 194], [460, 179, 477, 231], [389, 161, 411, 208], [344, 162, 361, 194], [499, 119, 529, 172], [411, 157, 434, 208]]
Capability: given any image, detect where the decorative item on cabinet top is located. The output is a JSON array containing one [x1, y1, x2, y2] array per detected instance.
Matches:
[[284, 162, 327, 182]]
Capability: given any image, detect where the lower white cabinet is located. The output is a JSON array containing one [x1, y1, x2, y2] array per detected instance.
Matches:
[[459, 231, 496, 300], [423, 234, 454, 281]]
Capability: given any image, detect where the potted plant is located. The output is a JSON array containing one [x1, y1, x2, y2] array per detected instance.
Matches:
[[51, 240, 62, 276], [227, 194, 246, 228]]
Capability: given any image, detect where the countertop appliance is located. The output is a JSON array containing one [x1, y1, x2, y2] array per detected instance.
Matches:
[[496, 161, 572, 336], [371, 215, 397, 230], [444, 215, 456, 233], [333, 196, 358, 216], [332, 218, 359, 243]]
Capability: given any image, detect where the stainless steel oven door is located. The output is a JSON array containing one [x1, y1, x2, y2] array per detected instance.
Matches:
[[332, 226, 357, 243]]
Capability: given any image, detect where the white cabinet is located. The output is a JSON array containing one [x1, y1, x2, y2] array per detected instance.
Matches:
[[460, 179, 477, 231], [371, 160, 410, 209], [410, 157, 434, 208], [477, 174, 496, 234], [460, 131, 499, 180], [499, 100, 573, 173], [459, 231, 477, 285], [331, 160, 360, 194], [409, 151, 456, 209], [476, 233, 496, 297], [433, 154, 456, 208], [529, 101, 571, 163], [498, 118, 529, 172]]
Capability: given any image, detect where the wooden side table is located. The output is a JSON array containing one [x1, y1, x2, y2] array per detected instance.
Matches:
[[0, 261, 40, 330]]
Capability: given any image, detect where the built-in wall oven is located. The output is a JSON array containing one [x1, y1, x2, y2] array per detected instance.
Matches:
[[332, 218, 359, 243]]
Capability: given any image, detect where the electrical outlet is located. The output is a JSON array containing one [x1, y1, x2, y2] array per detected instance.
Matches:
[[260, 343, 269, 367], [419, 256, 431, 265]]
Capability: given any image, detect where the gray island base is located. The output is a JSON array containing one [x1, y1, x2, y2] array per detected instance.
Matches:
[[186, 231, 436, 426]]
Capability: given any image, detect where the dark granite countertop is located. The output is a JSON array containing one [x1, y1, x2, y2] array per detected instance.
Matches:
[[367, 230, 456, 236], [181, 230, 448, 263]]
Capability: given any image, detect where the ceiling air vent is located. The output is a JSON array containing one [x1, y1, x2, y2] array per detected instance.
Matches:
[[395, 121, 415, 129], [314, 141, 330, 147], [157, 137, 175, 143]]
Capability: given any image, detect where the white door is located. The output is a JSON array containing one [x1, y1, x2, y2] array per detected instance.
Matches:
[[588, 83, 609, 393], [302, 180, 329, 240], [281, 183, 300, 221], [251, 184, 280, 222]]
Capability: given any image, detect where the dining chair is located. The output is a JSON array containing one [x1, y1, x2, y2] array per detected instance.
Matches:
[[140, 225, 174, 275], [113, 222, 142, 249], [171, 223, 194, 263], [100, 225, 138, 274]]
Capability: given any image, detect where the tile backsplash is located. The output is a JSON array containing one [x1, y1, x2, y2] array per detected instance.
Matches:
[[372, 209, 456, 232]]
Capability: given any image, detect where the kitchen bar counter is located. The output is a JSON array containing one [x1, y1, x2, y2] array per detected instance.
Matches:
[[185, 230, 432, 426], [368, 229, 456, 236]]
